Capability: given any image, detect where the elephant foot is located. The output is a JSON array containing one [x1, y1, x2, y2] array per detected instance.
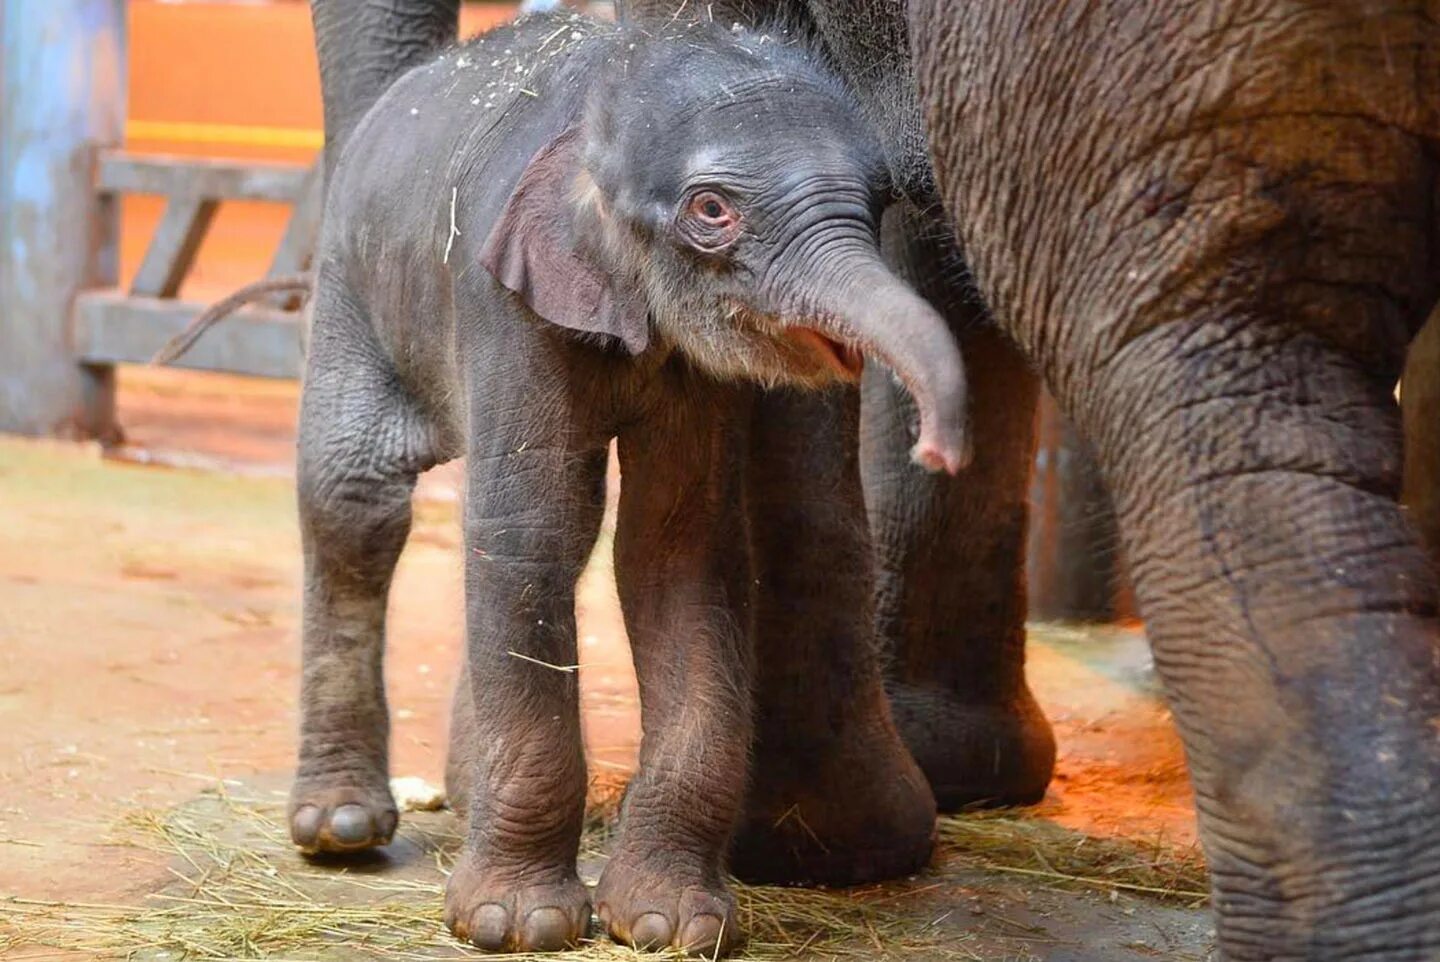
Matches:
[[594, 857, 739, 957], [731, 716, 936, 886], [288, 775, 398, 855], [444, 851, 591, 952], [887, 681, 1056, 812]]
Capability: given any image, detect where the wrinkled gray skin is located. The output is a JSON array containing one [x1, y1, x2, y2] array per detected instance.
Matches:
[[305, 0, 1440, 957], [645, 1, 1440, 960], [907, 3, 1440, 959], [1405, 309, 1440, 574], [307, 0, 952, 909], [289, 11, 969, 956], [623, 0, 1059, 827]]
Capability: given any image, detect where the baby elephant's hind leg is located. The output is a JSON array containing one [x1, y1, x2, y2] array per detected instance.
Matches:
[[289, 335, 437, 855]]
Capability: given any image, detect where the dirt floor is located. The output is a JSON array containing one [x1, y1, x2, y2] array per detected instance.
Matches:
[[0, 367, 1210, 960]]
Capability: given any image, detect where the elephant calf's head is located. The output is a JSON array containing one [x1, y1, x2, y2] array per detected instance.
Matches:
[[481, 20, 969, 474]]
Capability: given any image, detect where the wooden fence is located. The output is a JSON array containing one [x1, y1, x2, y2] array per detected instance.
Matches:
[[74, 151, 319, 379]]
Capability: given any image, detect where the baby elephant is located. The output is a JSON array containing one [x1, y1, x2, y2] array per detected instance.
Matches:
[[289, 11, 967, 956]]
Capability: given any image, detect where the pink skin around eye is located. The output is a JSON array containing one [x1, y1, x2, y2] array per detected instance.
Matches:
[[690, 192, 736, 226], [682, 191, 741, 249]]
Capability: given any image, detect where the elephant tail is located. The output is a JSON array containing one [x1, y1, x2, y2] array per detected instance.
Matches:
[[150, 273, 314, 366]]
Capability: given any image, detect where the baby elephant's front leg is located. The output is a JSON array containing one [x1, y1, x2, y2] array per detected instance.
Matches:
[[596, 388, 755, 957], [445, 438, 608, 954]]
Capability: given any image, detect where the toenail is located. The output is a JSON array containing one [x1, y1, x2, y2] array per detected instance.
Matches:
[[630, 912, 674, 949], [290, 805, 322, 846], [470, 903, 510, 951], [328, 804, 373, 844], [680, 913, 726, 954], [523, 906, 575, 951]]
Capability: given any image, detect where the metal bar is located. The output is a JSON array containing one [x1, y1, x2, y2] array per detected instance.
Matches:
[[0, 0, 125, 438], [96, 150, 310, 203], [1027, 392, 1127, 623], [129, 196, 220, 298], [74, 291, 303, 380]]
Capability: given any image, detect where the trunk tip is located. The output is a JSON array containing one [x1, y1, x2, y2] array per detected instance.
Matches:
[[911, 431, 971, 476]]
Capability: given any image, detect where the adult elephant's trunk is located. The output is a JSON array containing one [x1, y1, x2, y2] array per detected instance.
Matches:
[[308, 0, 460, 182], [796, 254, 970, 475]]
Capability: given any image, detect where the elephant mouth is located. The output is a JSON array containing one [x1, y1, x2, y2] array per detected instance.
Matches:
[[786, 328, 865, 381]]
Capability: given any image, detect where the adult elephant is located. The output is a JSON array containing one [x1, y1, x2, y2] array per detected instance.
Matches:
[[643, 0, 1440, 958]]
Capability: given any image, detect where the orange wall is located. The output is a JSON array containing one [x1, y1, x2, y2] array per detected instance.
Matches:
[[123, 1, 516, 299]]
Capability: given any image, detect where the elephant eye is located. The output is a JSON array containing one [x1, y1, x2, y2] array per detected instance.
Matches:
[[689, 190, 736, 226], [678, 189, 743, 251]]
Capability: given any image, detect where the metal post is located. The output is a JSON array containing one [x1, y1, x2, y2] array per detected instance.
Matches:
[[1027, 392, 1127, 622], [1, 0, 125, 439]]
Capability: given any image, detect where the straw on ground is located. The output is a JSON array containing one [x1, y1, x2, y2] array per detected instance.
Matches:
[[0, 777, 1206, 961]]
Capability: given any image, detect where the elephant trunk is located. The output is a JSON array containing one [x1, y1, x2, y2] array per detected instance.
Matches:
[[799, 255, 970, 474]]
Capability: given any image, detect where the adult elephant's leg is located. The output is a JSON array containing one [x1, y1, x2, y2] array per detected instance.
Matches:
[[730, 387, 937, 886], [309, 0, 461, 179], [1403, 307, 1440, 573], [1071, 324, 1440, 960], [861, 207, 1055, 811], [912, 3, 1440, 954]]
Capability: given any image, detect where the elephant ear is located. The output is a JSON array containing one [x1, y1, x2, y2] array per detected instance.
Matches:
[[479, 127, 649, 355]]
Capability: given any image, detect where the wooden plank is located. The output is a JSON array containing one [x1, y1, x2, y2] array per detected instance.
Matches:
[[0, 0, 125, 439], [96, 150, 309, 202], [264, 162, 323, 308], [1403, 307, 1440, 572], [74, 291, 303, 380], [129, 196, 220, 298]]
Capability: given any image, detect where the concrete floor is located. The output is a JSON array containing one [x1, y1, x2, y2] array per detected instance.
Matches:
[[0, 367, 1211, 959]]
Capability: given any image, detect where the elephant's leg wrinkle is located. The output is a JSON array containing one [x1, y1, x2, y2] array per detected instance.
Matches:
[[862, 208, 1055, 812], [444, 378, 607, 954], [289, 301, 441, 857], [1071, 323, 1440, 959], [730, 387, 937, 887], [594, 385, 752, 957]]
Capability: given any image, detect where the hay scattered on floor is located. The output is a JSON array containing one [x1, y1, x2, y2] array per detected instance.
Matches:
[[938, 811, 1208, 908], [0, 773, 1207, 960], [1, 782, 978, 961]]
